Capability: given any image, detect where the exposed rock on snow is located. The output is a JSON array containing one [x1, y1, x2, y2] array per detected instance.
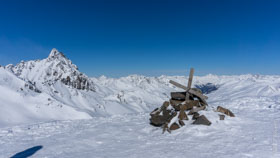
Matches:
[[192, 115, 212, 126], [217, 106, 235, 117], [219, 114, 225, 120]]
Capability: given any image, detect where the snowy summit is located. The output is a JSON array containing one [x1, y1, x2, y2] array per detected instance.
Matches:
[[0, 49, 280, 157]]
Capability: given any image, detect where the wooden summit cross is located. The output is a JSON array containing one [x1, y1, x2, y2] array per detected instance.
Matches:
[[169, 68, 208, 105], [188, 68, 194, 89]]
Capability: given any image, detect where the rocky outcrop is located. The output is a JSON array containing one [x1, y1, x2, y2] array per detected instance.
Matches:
[[5, 48, 95, 92]]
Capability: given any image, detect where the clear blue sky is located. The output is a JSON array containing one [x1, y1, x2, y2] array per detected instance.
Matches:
[[0, 0, 279, 77]]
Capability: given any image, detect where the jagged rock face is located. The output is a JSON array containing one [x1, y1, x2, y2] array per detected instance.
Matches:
[[5, 48, 95, 91], [24, 81, 42, 93]]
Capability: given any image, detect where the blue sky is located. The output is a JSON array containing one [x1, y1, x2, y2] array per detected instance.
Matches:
[[0, 0, 280, 77]]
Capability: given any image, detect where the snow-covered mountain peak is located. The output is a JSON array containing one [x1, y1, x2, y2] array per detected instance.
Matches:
[[5, 49, 95, 91], [49, 48, 59, 57], [47, 48, 68, 61]]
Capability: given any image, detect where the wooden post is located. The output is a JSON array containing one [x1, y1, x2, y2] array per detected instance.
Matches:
[[186, 68, 194, 102], [187, 68, 194, 89], [169, 80, 208, 104], [169, 80, 188, 91]]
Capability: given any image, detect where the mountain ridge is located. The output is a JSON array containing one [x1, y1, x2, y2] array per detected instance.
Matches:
[[5, 48, 95, 92]]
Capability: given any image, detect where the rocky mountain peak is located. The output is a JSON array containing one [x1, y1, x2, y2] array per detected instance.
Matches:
[[5, 48, 95, 92], [47, 48, 67, 61]]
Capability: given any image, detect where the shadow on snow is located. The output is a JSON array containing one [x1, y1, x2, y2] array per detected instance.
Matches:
[[10, 145, 43, 158], [195, 83, 219, 94]]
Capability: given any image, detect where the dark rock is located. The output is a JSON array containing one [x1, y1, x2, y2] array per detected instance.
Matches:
[[162, 123, 169, 134], [169, 123, 180, 130], [170, 99, 184, 106], [179, 120, 185, 126], [219, 114, 225, 120], [61, 75, 94, 91], [163, 108, 175, 118], [181, 100, 200, 111], [192, 112, 200, 120], [192, 115, 211, 126], [217, 106, 235, 117], [34, 88, 41, 93], [162, 101, 170, 108], [178, 110, 188, 120], [188, 106, 206, 115], [150, 115, 167, 127], [172, 105, 181, 111], [150, 104, 176, 127], [171, 92, 186, 101], [150, 108, 160, 116], [170, 99, 183, 111], [150, 101, 170, 116]]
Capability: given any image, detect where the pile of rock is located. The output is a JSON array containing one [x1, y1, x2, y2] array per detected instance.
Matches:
[[150, 68, 235, 133]]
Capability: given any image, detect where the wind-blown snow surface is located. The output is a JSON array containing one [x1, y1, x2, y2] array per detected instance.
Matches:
[[0, 49, 280, 157]]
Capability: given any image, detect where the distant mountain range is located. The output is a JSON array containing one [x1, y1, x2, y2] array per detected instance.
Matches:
[[1, 48, 279, 127]]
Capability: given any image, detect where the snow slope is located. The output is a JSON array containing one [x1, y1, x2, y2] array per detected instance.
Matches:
[[0, 106, 279, 157], [0, 67, 91, 127], [0, 49, 280, 157]]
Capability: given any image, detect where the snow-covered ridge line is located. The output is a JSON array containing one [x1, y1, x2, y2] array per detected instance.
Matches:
[[1, 48, 280, 127]]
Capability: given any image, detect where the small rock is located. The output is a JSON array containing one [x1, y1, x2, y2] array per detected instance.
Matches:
[[217, 106, 235, 117], [192, 112, 200, 120], [169, 123, 180, 130], [162, 101, 170, 108], [150, 108, 160, 116], [150, 108, 176, 127], [181, 100, 200, 111], [170, 99, 184, 106], [150, 115, 167, 127], [193, 115, 211, 126], [178, 110, 188, 120], [219, 114, 225, 120], [188, 106, 206, 115], [170, 92, 186, 101], [170, 100, 183, 111], [179, 120, 185, 126]]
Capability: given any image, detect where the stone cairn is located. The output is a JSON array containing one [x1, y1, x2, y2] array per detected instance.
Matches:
[[150, 68, 235, 133]]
